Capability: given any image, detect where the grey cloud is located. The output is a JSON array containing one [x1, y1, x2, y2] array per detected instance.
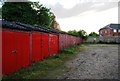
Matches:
[[49, 2, 118, 18], [94, 2, 118, 11]]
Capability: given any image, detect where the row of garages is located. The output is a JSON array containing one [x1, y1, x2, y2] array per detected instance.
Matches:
[[59, 34, 82, 48], [1, 20, 83, 75]]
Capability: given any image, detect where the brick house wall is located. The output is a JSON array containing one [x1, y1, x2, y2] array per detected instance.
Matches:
[[113, 30, 120, 36], [99, 28, 120, 36]]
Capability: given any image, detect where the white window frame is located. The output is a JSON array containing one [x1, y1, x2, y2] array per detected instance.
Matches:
[[118, 29, 120, 32], [113, 29, 117, 32]]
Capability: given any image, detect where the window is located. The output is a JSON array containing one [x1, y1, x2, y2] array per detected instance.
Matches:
[[114, 29, 117, 32], [105, 30, 107, 33], [118, 29, 120, 32]]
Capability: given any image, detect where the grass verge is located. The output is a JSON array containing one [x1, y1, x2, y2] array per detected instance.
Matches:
[[3, 44, 83, 79]]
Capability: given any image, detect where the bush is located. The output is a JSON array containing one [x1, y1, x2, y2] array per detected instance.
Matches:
[[53, 54, 61, 59]]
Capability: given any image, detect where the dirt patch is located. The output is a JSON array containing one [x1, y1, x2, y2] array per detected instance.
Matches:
[[58, 44, 119, 79]]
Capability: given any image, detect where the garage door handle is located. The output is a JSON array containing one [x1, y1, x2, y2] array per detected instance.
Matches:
[[12, 50, 17, 53]]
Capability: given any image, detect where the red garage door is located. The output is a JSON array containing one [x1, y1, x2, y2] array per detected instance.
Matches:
[[41, 33, 49, 58], [0, 30, 1, 76], [16, 31, 30, 68], [32, 32, 43, 62], [59, 34, 65, 49], [2, 30, 30, 75], [49, 34, 59, 55]]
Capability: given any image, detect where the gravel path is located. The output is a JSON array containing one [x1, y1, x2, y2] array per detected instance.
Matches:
[[58, 44, 119, 79]]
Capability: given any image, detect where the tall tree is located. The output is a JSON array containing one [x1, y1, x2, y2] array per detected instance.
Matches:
[[0, 8, 2, 19], [31, 2, 52, 27], [2, 2, 52, 27], [2, 2, 36, 24]]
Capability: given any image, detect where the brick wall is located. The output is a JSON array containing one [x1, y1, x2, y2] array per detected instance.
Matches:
[[99, 28, 120, 36]]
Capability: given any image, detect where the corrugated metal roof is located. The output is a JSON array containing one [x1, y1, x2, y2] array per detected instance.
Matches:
[[0, 20, 80, 36], [1, 20, 31, 31], [49, 28, 61, 33], [0, 20, 61, 33], [16, 22, 49, 33]]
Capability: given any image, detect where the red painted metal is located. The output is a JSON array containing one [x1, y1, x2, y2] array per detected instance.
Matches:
[[49, 34, 59, 55], [59, 34, 68, 48], [2, 28, 83, 75], [2, 30, 16, 74], [0, 30, 2, 76], [2, 30, 30, 75], [16, 32, 30, 68], [41, 33, 49, 58], [59, 34, 63, 49], [32, 32, 43, 62], [59, 33, 82, 49]]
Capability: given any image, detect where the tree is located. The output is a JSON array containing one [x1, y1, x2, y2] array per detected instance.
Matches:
[[0, 8, 2, 19], [2, 2, 36, 24], [2, 2, 53, 27], [78, 30, 88, 40], [68, 30, 79, 36], [68, 29, 88, 40], [89, 32, 99, 37], [31, 2, 53, 27]]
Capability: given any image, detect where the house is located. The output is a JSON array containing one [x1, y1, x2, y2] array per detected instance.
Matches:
[[99, 24, 120, 36]]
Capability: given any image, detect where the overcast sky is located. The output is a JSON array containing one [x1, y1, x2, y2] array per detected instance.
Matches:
[[5, 0, 120, 34]]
